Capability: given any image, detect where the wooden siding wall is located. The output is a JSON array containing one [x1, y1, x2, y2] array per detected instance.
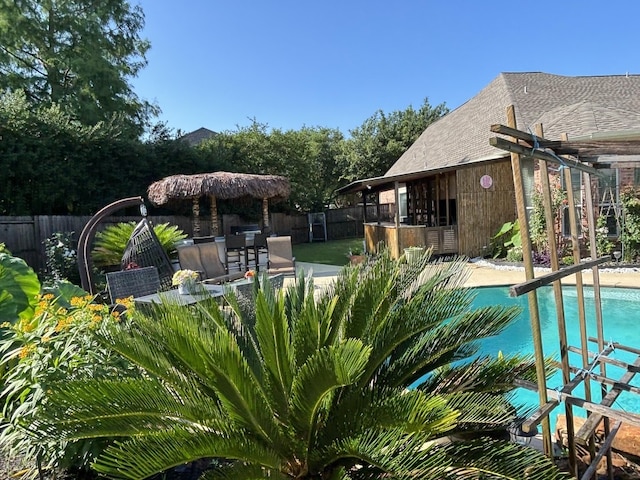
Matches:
[[457, 160, 516, 257]]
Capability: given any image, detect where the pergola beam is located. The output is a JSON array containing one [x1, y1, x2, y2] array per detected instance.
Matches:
[[489, 136, 603, 176], [491, 124, 640, 157]]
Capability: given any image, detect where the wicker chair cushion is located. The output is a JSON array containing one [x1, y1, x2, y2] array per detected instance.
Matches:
[[106, 266, 160, 303]]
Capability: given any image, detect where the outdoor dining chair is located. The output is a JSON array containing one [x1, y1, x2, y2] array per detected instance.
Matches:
[[248, 233, 268, 271], [225, 233, 247, 273], [266, 236, 296, 275], [106, 266, 161, 304], [177, 244, 244, 284]]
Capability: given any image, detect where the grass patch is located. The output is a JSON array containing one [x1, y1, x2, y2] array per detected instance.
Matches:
[[292, 238, 365, 266]]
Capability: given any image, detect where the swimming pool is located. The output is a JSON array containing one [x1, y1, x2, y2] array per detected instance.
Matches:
[[472, 285, 640, 425]]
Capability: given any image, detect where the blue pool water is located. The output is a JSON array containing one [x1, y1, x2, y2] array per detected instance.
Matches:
[[472, 285, 640, 425]]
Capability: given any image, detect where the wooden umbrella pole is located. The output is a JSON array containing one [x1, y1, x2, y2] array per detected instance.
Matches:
[[192, 197, 201, 236], [262, 198, 269, 231], [210, 195, 218, 236]]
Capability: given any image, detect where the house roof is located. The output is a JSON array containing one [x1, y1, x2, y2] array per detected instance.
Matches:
[[338, 72, 640, 194], [180, 127, 218, 146]]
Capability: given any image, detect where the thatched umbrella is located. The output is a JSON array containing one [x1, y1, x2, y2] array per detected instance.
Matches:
[[147, 172, 290, 236]]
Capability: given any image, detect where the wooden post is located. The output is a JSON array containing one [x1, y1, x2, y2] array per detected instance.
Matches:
[[262, 198, 269, 231], [210, 195, 218, 236], [537, 124, 577, 476], [581, 146, 612, 479], [192, 197, 200, 236], [562, 134, 598, 465], [506, 106, 553, 456]]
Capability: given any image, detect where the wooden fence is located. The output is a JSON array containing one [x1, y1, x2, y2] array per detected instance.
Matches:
[[0, 204, 392, 273]]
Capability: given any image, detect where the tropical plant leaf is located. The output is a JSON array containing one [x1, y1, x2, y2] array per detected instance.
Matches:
[[0, 252, 40, 324]]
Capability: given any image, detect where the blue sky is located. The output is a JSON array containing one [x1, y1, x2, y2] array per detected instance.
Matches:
[[132, 0, 640, 136]]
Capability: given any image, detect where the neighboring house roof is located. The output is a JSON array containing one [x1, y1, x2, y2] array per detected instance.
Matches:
[[386, 72, 640, 178], [180, 127, 218, 146]]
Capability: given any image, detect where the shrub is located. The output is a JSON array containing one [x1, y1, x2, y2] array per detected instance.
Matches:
[[0, 285, 136, 477], [36, 252, 567, 479], [42, 231, 80, 286], [91, 221, 187, 267], [490, 220, 521, 258], [506, 246, 523, 262]]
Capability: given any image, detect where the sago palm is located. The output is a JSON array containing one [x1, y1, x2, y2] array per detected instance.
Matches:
[[36, 251, 568, 479]]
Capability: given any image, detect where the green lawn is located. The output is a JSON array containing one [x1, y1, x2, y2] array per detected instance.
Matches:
[[292, 238, 365, 266]]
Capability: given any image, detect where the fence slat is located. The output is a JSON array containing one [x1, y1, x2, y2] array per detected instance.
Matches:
[[1, 206, 384, 273]]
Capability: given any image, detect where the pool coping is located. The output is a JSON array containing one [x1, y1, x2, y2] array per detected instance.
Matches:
[[465, 261, 640, 289]]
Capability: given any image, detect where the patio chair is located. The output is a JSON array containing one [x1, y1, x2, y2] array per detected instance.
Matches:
[[106, 266, 160, 304], [249, 233, 269, 271], [266, 236, 296, 275], [177, 243, 244, 285]]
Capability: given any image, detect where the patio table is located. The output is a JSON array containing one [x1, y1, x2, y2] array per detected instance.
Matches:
[[134, 284, 224, 306]]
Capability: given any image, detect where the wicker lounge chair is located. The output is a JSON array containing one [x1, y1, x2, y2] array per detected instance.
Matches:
[[266, 236, 296, 275]]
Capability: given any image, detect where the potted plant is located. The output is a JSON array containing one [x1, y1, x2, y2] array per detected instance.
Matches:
[[403, 246, 425, 264], [348, 245, 366, 265], [172, 269, 200, 294]]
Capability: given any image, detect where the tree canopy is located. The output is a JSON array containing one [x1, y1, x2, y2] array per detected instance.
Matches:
[[0, 0, 155, 133], [338, 98, 448, 183]]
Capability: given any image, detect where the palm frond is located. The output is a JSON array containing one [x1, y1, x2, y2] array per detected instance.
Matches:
[[443, 391, 518, 432], [254, 292, 294, 410], [423, 354, 539, 395], [201, 461, 280, 479], [94, 428, 281, 480], [34, 378, 226, 440], [313, 427, 451, 478], [442, 438, 572, 479], [289, 339, 371, 448]]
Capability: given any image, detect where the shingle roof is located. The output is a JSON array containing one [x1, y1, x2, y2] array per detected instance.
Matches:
[[180, 127, 218, 146], [385, 72, 640, 177]]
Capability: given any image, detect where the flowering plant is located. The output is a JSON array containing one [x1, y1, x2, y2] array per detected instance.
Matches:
[[172, 269, 199, 286], [244, 269, 256, 280]]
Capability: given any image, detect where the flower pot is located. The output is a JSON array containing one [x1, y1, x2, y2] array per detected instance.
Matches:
[[349, 255, 366, 265], [178, 280, 197, 295], [404, 247, 424, 264]]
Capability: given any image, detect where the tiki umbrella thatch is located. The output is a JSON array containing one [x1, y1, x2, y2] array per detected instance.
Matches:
[[147, 172, 290, 236]]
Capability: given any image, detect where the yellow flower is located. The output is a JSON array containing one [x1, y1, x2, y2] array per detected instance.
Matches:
[[19, 344, 36, 359]]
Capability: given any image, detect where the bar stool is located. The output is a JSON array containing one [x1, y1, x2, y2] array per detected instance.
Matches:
[[250, 233, 269, 271], [225, 233, 247, 273]]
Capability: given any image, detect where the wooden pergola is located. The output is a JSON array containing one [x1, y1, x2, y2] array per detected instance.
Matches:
[[492, 105, 640, 479], [147, 172, 290, 236]]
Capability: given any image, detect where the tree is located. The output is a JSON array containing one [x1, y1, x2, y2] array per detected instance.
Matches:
[[0, 0, 155, 132], [36, 253, 568, 479], [338, 98, 449, 183]]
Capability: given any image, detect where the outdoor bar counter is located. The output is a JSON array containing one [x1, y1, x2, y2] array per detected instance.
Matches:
[[364, 222, 458, 258]]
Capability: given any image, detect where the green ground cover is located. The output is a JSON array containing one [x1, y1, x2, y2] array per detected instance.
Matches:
[[292, 238, 365, 266]]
